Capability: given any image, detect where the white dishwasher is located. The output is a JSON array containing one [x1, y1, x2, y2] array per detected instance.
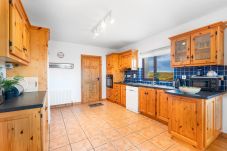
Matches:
[[126, 86, 139, 113]]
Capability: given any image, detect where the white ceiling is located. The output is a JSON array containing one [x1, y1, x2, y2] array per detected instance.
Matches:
[[22, 0, 227, 49]]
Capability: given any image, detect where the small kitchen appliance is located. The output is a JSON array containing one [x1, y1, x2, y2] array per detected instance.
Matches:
[[106, 74, 113, 88], [190, 76, 222, 92], [0, 88, 4, 104]]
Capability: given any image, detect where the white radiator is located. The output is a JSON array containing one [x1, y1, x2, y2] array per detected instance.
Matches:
[[49, 89, 73, 106]]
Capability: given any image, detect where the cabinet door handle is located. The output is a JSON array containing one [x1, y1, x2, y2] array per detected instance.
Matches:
[[191, 55, 194, 59]]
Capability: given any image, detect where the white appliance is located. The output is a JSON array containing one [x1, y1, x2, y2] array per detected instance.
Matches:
[[19, 77, 38, 92], [126, 86, 139, 113]]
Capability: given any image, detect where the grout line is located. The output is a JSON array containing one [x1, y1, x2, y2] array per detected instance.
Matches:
[[69, 106, 95, 150], [59, 108, 73, 151]]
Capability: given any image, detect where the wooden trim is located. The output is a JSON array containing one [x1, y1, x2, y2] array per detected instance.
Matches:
[[81, 55, 102, 103], [50, 102, 81, 109], [221, 132, 227, 139]]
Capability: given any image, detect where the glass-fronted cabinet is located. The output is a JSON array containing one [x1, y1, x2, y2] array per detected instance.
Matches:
[[191, 29, 216, 64], [171, 35, 190, 66]]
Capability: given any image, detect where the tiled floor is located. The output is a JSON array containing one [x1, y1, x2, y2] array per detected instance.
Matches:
[[49, 101, 227, 151]]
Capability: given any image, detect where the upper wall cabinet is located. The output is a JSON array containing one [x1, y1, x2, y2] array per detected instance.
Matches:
[[171, 35, 191, 66], [170, 22, 225, 67], [0, 0, 31, 65], [119, 50, 138, 70]]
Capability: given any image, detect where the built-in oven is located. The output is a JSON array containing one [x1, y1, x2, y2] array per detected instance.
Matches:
[[190, 76, 222, 92], [106, 74, 113, 88]]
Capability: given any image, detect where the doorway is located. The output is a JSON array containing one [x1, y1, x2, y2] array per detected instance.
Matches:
[[81, 55, 102, 103]]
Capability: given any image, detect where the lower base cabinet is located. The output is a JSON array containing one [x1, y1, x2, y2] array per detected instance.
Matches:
[[0, 98, 49, 151], [168, 95, 222, 150], [156, 90, 169, 123], [120, 85, 126, 107], [139, 88, 156, 117], [139, 88, 169, 122], [107, 84, 126, 107]]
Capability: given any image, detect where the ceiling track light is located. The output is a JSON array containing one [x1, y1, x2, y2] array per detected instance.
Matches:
[[92, 10, 115, 39]]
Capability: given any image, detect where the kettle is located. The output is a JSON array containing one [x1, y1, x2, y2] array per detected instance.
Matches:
[[207, 70, 218, 77], [0, 88, 4, 105]]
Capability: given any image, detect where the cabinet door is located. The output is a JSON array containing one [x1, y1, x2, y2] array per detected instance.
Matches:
[[106, 88, 111, 100], [156, 90, 168, 122], [146, 88, 156, 117], [205, 98, 215, 147], [214, 96, 222, 137], [41, 98, 49, 151], [131, 50, 138, 70], [120, 85, 126, 107], [106, 55, 112, 74], [191, 29, 216, 65], [9, 3, 24, 60], [7, 117, 31, 151], [139, 88, 147, 114], [171, 35, 191, 66], [170, 97, 197, 143], [22, 24, 30, 62]]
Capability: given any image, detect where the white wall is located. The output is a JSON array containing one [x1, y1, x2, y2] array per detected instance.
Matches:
[[121, 7, 227, 53], [121, 6, 227, 133], [48, 40, 112, 105]]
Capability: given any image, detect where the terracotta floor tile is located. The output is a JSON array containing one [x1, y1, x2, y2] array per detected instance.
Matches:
[[150, 132, 175, 150], [50, 145, 71, 151], [68, 131, 87, 143], [137, 141, 163, 151], [126, 132, 148, 146], [94, 142, 117, 151], [49, 135, 69, 150], [138, 126, 166, 139], [116, 126, 134, 136], [102, 128, 122, 141], [111, 137, 134, 151], [89, 134, 108, 148], [166, 144, 199, 151], [71, 139, 93, 151], [50, 101, 227, 151]]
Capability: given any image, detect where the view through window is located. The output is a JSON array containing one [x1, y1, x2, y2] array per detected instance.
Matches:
[[143, 54, 173, 81]]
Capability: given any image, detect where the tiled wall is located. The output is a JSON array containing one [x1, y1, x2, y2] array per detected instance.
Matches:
[[174, 65, 227, 91], [124, 65, 227, 90]]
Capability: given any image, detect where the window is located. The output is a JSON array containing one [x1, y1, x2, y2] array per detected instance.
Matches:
[[143, 54, 173, 81]]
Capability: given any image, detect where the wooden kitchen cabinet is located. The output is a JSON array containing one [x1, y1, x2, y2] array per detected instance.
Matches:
[[191, 28, 216, 65], [113, 84, 121, 104], [156, 90, 169, 123], [0, 97, 49, 151], [171, 35, 191, 66], [120, 84, 126, 107], [106, 53, 121, 82], [168, 95, 223, 150], [0, 0, 31, 65], [119, 50, 138, 70], [139, 87, 156, 118], [169, 22, 225, 67]]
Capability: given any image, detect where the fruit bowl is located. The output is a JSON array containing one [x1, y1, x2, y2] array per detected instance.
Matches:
[[179, 87, 201, 94]]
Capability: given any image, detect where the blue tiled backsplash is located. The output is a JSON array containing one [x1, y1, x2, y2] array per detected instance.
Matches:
[[124, 65, 227, 91]]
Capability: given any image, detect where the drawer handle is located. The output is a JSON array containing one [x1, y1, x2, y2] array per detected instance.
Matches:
[[30, 136, 33, 140], [20, 130, 24, 134]]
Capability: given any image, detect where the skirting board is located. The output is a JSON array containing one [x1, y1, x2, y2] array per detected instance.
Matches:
[[221, 132, 227, 139], [50, 99, 106, 109]]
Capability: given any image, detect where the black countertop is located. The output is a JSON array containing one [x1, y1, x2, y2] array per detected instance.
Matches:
[[165, 89, 226, 99], [114, 82, 175, 90], [0, 91, 46, 113]]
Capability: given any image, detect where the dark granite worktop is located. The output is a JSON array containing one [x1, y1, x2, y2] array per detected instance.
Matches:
[[0, 91, 46, 113], [165, 89, 226, 99], [114, 82, 175, 90]]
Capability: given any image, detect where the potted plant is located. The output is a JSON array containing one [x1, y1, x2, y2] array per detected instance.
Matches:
[[0, 75, 23, 100]]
